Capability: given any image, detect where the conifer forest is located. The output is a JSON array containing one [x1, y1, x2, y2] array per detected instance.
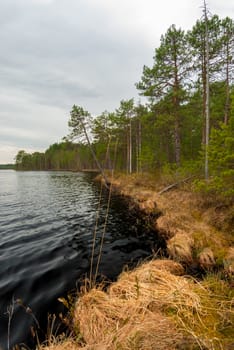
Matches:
[[15, 13, 234, 198]]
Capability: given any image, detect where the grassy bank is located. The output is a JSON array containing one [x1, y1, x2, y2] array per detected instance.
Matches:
[[38, 173, 233, 350], [40, 260, 233, 350], [109, 173, 234, 273]]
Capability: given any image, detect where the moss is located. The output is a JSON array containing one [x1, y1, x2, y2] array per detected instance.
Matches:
[[215, 248, 228, 267], [191, 274, 234, 348]]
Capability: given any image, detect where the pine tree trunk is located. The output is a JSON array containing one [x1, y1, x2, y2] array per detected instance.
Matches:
[[174, 118, 181, 166], [129, 119, 132, 174], [126, 129, 129, 174], [136, 119, 142, 173], [224, 46, 230, 125], [204, 0, 210, 180], [136, 122, 139, 173], [172, 39, 181, 166], [202, 64, 207, 145], [138, 120, 142, 173]]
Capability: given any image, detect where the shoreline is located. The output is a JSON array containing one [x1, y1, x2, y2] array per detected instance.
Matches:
[[108, 173, 234, 274], [38, 173, 234, 349]]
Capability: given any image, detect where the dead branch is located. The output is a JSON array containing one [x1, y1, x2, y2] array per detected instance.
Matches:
[[158, 176, 195, 195]]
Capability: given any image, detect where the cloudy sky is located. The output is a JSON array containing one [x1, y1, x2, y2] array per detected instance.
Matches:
[[0, 0, 233, 163]]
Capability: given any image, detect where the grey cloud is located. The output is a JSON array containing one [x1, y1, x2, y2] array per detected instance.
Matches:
[[0, 132, 49, 149], [0, 0, 145, 114], [1, 0, 232, 163], [1, 64, 101, 108]]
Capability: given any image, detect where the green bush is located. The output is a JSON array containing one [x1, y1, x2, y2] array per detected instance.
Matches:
[[194, 118, 234, 200]]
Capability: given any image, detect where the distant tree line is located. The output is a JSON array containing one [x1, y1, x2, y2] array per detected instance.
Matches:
[[15, 13, 234, 196], [14, 142, 95, 171], [0, 164, 14, 169]]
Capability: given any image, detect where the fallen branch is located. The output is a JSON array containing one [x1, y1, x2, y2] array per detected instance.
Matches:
[[158, 176, 195, 195]]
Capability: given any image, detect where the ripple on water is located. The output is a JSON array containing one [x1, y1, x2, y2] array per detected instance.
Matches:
[[0, 171, 158, 350]]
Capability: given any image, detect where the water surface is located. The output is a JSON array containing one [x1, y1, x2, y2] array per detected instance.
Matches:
[[0, 171, 158, 349]]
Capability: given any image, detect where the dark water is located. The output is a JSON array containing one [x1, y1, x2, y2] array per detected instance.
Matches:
[[0, 171, 159, 349]]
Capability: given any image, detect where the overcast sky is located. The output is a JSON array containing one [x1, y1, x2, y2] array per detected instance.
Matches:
[[0, 0, 233, 163]]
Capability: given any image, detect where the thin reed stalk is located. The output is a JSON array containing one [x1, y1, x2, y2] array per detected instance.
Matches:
[[6, 297, 15, 350], [94, 139, 118, 283], [89, 180, 104, 286]]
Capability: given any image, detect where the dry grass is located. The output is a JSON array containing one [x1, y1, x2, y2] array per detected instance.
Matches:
[[224, 247, 234, 275], [107, 260, 234, 349], [72, 259, 190, 350], [40, 259, 234, 350], [74, 291, 181, 350], [110, 174, 233, 269], [167, 231, 194, 263], [40, 340, 79, 350]]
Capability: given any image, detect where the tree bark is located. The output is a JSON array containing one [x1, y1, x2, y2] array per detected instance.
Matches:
[[129, 119, 132, 174], [204, 0, 210, 180], [224, 44, 230, 125]]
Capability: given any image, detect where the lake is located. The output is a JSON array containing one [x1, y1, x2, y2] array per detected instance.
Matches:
[[0, 170, 159, 349]]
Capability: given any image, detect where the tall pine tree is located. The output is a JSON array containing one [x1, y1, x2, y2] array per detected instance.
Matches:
[[136, 25, 192, 165]]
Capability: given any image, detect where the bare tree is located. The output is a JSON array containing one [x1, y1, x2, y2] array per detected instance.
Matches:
[[68, 105, 110, 188]]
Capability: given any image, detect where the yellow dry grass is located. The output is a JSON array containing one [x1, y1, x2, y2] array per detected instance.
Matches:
[[40, 259, 234, 350], [110, 174, 233, 268], [41, 340, 79, 350]]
